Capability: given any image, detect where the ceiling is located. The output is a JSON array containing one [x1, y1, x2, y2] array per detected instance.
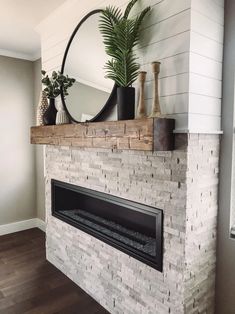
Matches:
[[0, 0, 66, 61]]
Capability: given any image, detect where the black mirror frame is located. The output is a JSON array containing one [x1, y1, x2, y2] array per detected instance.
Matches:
[[61, 9, 117, 123]]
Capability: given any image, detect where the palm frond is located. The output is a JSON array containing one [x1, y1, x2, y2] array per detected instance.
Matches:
[[99, 6, 123, 59], [123, 0, 139, 19], [99, 1, 151, 87], [131, 7, 151, 46]]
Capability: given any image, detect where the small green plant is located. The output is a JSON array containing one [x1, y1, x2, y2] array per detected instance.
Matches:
[[41, 70, 75, 99], [99, 0, 151, 87]]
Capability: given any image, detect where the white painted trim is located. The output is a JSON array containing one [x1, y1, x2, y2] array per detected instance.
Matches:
[[36, 218, 46, 232], [174, 129, 223, 134], [0, 49, 41, 62], [0, 218, 46, 236]]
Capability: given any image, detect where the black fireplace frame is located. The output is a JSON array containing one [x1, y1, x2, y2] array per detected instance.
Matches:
[[51, 179, 163, 271]]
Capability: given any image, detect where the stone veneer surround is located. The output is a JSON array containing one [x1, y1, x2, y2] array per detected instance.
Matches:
[[45, 134, 219, 314]]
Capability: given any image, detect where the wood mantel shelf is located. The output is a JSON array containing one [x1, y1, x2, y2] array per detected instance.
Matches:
[[31, 118, 175, 151]]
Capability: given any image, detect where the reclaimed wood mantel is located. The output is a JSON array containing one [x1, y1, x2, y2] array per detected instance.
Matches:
[[31, 118, 175, 151]]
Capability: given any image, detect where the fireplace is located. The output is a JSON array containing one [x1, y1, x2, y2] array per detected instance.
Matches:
[[51, 179, 163, 271]]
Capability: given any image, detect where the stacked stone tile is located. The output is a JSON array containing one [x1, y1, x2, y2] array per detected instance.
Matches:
[[184, 135, 220, 313], [45, 134, 219, 314]]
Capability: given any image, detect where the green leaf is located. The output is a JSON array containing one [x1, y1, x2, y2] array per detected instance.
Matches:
[[41, 70, 75, 98], [123, 0, 139, 19]]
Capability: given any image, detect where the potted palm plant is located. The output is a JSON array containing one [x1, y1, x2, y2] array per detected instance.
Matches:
[[99, 0, 150, 120], [41, 70, 75, 125]]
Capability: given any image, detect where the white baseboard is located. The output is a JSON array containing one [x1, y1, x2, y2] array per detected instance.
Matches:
[[0, 218, 46, 236], [36, 218, 46, 232]]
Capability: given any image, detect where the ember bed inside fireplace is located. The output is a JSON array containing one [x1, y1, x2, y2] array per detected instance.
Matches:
[[51, 180, 163, 271]]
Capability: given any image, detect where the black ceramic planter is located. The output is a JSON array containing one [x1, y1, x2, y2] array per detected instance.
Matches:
[[43, 98, 57, 125], [117, 87, 135, 120]]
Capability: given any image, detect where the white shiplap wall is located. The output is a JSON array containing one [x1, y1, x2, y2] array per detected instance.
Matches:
[[37, 0, 224, 133], [189, 0, 224, 132]]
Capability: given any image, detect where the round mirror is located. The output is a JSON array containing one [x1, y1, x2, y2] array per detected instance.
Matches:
[[61, 10, 117, 123]]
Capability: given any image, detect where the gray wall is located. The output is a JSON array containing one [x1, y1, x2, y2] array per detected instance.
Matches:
[[0, 56, 36, 225], [216, 0, 235, 313], [33, 59, 45, 221]]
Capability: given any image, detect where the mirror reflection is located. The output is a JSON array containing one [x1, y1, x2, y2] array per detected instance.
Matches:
[[63, 12, 114, 122]]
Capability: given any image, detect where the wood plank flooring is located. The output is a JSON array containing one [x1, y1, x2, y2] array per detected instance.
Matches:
[[0, 228, 109, 314]]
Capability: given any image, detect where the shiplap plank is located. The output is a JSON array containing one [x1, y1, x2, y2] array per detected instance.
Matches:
[[191, 0, 224, 25], [140, 73, 189, 101], [188, 114, 221, 132], [159, 74, 189, 98], [142, 94, 189, 115], [190, 53, 222, 80], [138, 31, 190, 65], [135, 94, 188, 116], [141, 10, 190, 48], [191, 10, 224, 44], [160, 94, 188, 115], [189, 94, 221, 116], [190, 31, 223, 62], [140, 53, 189, 81], [189, 73, 222, 99], [136, 0, 191, 30]]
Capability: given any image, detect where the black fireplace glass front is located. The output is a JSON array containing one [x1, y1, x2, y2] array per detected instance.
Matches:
[[51, 179, 163, 271]]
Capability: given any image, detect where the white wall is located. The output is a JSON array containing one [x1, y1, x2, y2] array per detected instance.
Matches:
[[0, 56, 36, 225], [189, 0, 224, 132], [37, 0, 224, 133]]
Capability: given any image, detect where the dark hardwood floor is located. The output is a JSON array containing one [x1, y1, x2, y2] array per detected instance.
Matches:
[[0, 228, 109, 314]]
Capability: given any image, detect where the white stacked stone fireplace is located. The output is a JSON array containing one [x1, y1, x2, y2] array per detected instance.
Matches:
[[37, 1, 224, 312], [45, 133, 219, 314]]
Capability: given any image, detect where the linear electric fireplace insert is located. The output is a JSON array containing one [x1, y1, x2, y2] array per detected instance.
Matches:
[[51, 180, 163, 271]]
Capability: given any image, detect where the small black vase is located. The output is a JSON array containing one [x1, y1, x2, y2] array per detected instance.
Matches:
[[117, 87, 135, 120], [43, 98, 57, 125]]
